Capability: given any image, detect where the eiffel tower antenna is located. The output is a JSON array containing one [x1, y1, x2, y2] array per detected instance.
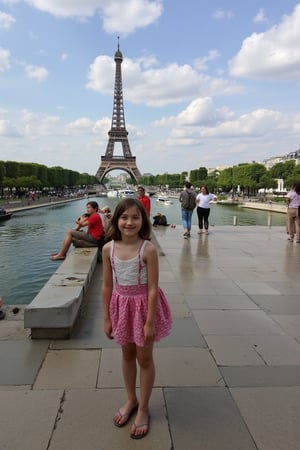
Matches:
[[95, 41, 141, 183]]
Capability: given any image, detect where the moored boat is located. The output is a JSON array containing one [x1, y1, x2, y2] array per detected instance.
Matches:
[[156, 197, 173, 205], [118, 189, 136, 198], [0, 212, 12, 221], [107, 190, 119, 198]]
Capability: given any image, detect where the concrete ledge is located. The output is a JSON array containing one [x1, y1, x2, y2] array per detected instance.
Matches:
[[24, 248, 98, 339]]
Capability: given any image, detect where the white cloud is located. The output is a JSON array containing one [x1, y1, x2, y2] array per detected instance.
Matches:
[[86, 55, 241, 107], [0, 47, 10, 71], [101, 0, 163, 35], [66, 117, 94, 133], [17, 0, 163, 34], [61, 52, 68, 61], [21, 109, 61, 136], [193, 50, 220, 71], [212, 9, 234, 20], [253, 8, 268, 24], [0, 119, 21, 137], [0, 11, 15, 29], [153, 98, 296, 149], [229, 4, 300, 80], [25, 64, 48, 82]]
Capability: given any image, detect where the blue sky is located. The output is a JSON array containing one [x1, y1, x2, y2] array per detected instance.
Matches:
[[1, 0, 300, 176]]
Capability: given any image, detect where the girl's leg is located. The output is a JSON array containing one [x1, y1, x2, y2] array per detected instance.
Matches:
[[130, 343, 154, 437], [113, 343, 138, 426]]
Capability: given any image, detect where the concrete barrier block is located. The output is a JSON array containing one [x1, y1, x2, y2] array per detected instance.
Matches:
[[24, 248, 98, 339]]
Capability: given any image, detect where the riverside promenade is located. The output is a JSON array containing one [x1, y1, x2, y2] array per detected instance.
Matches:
[[1, 224, 300, 449]]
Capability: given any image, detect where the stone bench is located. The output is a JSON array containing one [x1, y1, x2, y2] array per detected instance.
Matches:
[[24, 247, 98, 339]]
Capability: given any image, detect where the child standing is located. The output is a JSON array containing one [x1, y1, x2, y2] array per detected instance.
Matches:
[[101, 198, 172, 439]]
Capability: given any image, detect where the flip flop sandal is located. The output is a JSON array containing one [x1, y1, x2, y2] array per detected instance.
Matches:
[[113, 403, 138, 428], [130, 415, 150, 440]]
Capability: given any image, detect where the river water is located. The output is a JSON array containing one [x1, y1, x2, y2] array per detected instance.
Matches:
[[0, 196, 286, 306]]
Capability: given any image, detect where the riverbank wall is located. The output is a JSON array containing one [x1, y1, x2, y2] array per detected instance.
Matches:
[[239, 201, 287, 214], [1, 195, 86, 213]]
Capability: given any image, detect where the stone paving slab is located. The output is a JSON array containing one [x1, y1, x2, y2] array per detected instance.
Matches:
[[193, 310, 285, 336], [0, 389, 63, 450], [205, 335, 265, 366], [249, 295, 300, 314], [205, 334, 300, 366], [0, 319, 31, 340], [270, 314, 300, 341], [34, 349, 101, 390], [235, 281, 282, 295], [165, 387, 257, 450], [154, 348, 224, 387], [49, 388, 171, 450], [0, 341, 49, 385], [156, 317, 207, 348], [221, 366, 300, 387], [231, 387, 300, 450], [185, 293, 259, 310]]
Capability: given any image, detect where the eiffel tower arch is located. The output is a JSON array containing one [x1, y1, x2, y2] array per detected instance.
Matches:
[[96, 43, 141, 184]]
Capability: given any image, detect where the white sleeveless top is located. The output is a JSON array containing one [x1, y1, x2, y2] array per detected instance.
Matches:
[[110, 240, 148, 286]]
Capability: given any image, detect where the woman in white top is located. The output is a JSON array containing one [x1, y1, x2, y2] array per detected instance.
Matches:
[[196, 186, 217, 235], [286, 181, 300, 243]]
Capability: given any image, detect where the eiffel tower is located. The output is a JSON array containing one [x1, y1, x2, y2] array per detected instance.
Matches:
[[96, 42, 141, 183]]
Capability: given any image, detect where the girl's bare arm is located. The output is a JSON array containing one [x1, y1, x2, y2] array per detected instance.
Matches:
[[101, 243, 114, 339], [144, 243, 159, 342]]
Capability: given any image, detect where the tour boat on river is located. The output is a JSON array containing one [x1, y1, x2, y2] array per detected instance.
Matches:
[[156, 197, 173, 205]]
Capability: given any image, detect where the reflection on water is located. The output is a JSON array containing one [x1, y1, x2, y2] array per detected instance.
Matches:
[[0, 197, 287, 305]]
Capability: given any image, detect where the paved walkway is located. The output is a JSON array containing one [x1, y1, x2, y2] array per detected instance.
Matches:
[[1, 225, 300, 449]]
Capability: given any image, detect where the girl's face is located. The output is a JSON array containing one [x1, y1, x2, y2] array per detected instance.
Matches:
[[118, 206, 142, 236], [201, 187, 207, 194]]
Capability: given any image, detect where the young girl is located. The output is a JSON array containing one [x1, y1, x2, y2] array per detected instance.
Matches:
[[101, 198, 172, 440]]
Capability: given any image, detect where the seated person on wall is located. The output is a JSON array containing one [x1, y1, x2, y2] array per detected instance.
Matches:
[[50, 201, 103, 261], [153, 212, 168, 226], [99, 205, 112, 234]]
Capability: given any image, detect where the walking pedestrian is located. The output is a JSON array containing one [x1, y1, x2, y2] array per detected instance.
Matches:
[[196, 186, 217, 235]]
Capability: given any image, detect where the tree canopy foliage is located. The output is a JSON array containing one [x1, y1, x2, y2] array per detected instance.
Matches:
[[138, 160, 299, 194], [0, 160, 99, 192]]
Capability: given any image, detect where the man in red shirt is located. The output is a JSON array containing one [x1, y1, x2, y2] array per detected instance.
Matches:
[[50, 201, 103, 260], [137, 186, 151, 216]]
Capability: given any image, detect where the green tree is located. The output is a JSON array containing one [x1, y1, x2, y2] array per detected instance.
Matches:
[[269, 161, 295, 180], [217, 167, 233, 192]]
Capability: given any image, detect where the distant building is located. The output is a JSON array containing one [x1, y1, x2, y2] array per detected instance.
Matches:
[[263, 148, 300, 169]]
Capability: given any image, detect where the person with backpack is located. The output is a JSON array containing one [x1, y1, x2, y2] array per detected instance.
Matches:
[[196, 186, 217, 235], [179, 181, 197, 238]]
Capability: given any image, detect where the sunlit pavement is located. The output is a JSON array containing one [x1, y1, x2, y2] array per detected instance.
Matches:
[[1, 225, 300, 449]]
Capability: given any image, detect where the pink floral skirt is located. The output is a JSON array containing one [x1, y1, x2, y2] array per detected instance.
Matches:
[[109, 284, 172, 347]]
